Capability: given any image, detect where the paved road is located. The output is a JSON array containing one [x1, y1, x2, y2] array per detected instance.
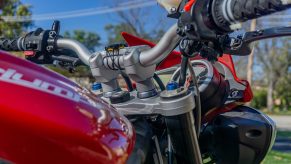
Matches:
[[269, 115, 291, 131], [273, 137, 291, 152], [268, 116, 291, 152]]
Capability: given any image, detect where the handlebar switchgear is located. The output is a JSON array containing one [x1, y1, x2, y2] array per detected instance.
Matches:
[[177, 0, 291, 41]]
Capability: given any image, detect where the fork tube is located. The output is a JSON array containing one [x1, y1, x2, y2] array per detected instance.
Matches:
[[165, 111, 202, 164]]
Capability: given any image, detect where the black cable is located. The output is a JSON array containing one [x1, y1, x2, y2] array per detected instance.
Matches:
[[105, 46, 134, 91], [104, 47, 125, 70], [110, 50, 116, 70], [153, 73, 166, 91], [121, 71, 134, 92], [117, 49, 122, 69], [179, 56, 188, 87], [178, 36, 201, 136], [105, 51, 114, 70], [188, 59, 201, 138]]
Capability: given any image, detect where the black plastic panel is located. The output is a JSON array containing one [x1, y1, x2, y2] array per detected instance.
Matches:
[[200, 106, 276, 164]]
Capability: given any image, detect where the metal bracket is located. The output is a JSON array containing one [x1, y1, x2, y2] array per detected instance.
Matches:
[[102, 90, 195, 116]]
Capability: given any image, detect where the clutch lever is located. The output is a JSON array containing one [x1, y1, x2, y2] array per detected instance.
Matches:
[[52, 55, 84, 67], [52, 55, 85, 73], [222, 26, 291, 56]]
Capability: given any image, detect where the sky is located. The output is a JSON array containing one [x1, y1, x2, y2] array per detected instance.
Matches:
[[20, 0, 173, 45], [18, 1, 291, 39]]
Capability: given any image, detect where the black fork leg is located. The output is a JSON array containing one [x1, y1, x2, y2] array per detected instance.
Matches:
[[165, 111, 202, 164]]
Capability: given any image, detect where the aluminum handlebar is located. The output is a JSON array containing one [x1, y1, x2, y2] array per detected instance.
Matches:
[[55, 24, 180, 68]]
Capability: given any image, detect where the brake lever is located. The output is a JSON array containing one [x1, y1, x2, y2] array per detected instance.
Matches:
[[222, 26, 291, 56]]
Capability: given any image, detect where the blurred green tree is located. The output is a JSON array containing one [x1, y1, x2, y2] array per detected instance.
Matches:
[[256, 37, 291, 112], [0, 0, 32, 39], [63, 30, 101, 51], [274, 38, 291, 111], [105, 23, 165, 44], [276, 74, 291, 110], [251, 89, 268, 109]]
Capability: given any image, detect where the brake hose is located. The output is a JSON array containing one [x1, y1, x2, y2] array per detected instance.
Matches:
[[188, 59, 201, 137], [179, 56, 188, 87]]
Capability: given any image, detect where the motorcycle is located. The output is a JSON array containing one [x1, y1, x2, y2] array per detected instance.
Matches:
[[0, 0, 290, 163]]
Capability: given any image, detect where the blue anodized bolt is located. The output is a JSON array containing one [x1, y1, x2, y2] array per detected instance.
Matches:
[[166, 81, 179, 91], [92, 82, 102, 91]]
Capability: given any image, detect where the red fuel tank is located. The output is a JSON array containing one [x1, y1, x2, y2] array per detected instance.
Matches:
[[0, 51, 135, 164]]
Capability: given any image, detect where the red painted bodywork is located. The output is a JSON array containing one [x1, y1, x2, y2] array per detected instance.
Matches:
[[0, 51, 135, 164]]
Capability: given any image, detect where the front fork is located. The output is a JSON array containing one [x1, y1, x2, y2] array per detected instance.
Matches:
[[165, 111, 203, 164], [126, 111, 202, 164]]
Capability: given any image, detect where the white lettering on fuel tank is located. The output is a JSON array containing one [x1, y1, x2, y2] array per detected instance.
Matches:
[[0, 67, 81, 102]]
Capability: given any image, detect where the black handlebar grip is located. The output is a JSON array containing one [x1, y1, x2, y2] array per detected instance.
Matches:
[[211, 0, 291, 32], [0, 37, 25, 51]]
